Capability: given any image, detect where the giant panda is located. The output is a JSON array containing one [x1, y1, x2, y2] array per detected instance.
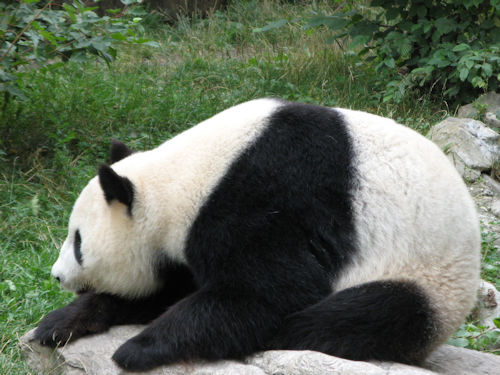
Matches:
[[35, 98, 480, 372]]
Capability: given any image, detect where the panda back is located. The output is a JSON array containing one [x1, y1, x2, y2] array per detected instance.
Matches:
[[335, 108, 480, 343], [110, 98, 281, 264]]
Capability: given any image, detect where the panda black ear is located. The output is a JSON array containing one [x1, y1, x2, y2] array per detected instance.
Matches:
[[110, 139, 133, 163], [98, 164, 134, 213]]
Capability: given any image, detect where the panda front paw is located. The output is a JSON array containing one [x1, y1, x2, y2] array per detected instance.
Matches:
[[34, 307, 87, 347], [35, 297, 110, 347], [112, 334, 168, 371]]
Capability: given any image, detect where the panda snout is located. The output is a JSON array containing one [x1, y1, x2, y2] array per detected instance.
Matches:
[[51, 269, 63, 283]]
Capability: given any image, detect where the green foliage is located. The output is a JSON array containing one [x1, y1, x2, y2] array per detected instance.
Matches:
[[447, 227, 500, 354], [0, 0, 157, 101], [2, 0, 445, 169], [0, 160, 85, 374], [302, 0, 500, 104], [481, 229, 500, 289], [473, 100, 489, 121], [448, 322, 500, 353]]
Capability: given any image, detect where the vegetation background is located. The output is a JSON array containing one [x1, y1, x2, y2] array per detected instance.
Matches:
[[1, 0, 499, 373]]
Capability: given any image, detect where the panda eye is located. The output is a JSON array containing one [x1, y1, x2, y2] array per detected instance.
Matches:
[[74, 229, 83, 265]]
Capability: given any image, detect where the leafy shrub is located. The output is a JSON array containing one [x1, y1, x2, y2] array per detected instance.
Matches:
[[448, 321, 500, 353], [301, 0, 500, 104], [0, 0, 156, 101]]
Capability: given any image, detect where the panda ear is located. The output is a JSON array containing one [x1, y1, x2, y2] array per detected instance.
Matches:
[[98, 164, 134, 212], [110, 139, 133, 163]]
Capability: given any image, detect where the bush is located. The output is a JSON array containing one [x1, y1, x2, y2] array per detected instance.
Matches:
[[0, 0, 156, 101], [448, 321, 500, 353], [304, 0, 500, 104]]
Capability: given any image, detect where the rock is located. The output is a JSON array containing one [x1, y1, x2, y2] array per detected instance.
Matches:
[[473, 280, 500, 329], [427, 117, 500, 181], [491, 199, 500, 217], [248, 350, 434, 375], [19, 326, 500, 375], [423, 344, 500, 375], [485, 111, 500, 129], [467, 175, 500, 241], [458, 92, 500, 125], [20, 326, 266, 375], [481, 174, 500, 196]]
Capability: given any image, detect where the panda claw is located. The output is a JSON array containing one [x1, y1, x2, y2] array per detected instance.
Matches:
[[34, 311, 73, 347], [34, 325, 72, 348], [34, 301, 94, 347]]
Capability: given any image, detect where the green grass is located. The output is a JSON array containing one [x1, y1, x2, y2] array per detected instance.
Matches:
[[0, 0, 497, 372], [0, 0, 445, 163], [447, 229, 500, 354], [0, 158, 94, 373], [481, 230, 500, 290]]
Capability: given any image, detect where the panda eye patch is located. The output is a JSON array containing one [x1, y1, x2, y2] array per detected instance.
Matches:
[[74, 229, 83, 265]]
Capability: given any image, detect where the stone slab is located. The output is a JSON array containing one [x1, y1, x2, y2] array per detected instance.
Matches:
[[428, 117, 500, 181], [19, 325, 500, 375]]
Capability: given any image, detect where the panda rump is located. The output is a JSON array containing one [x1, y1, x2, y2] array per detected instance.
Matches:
[[37, 98, 480, 371]]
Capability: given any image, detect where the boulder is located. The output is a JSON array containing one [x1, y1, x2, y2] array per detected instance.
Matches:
[[19, 326, 500, 375], [427, 117, 500, 181], [485, 111, 500, 129], [473, 280, 500, 329], [481, 174, 500, 196], [491, 199, 500, 218], [457, 92, 500, 129], [423, 344, 500, 374]]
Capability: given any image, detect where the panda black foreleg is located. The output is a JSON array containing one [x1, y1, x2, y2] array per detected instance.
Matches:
[[36, 261, 197, 347], [271, 280, 438, 365], [35, 291, 168, 347], [111, 285, 283, 371], [35, 292, 135, 347]]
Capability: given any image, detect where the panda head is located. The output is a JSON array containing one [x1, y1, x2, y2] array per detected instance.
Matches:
[[51, 141, 161, 298]]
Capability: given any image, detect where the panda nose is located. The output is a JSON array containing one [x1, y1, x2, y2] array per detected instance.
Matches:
[[54, 275, 61, 283]]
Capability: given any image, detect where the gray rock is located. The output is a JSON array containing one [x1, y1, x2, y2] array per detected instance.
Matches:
[[491, 199, 500, 218], [428, 117, 500, 181], [424, 344, 500, 375], [19, 326, 500, 375], [248, 350, 434, 375], [481, 174, 500, 196], [467, 176, 500, 241], [485, 111, 500, 129], [457, 92, 500, 123], [20, 326, 266, 375], [473, 280, 500, 329]]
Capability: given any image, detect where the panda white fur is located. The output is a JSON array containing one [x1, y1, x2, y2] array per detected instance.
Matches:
[[35, 98, 480, 371]]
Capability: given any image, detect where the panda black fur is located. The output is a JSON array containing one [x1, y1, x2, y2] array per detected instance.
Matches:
[[35, 99, 480, 371]]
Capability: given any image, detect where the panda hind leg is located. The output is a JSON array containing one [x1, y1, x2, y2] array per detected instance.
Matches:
[[112, 286, 283, 371], [272, 280, 438, 365]]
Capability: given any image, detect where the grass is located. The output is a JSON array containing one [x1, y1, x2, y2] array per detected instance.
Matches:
[[447, 229, 500, 355], [0, 0, 497, 372], [0, 0, 445, 162], [481, 230, 500, 290], [0, 158, 91, 373]]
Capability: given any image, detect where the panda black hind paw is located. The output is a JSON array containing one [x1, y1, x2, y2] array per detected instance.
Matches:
[[112, 338, 165, 371]]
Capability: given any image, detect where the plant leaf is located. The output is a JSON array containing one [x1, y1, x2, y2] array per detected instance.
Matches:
[[253, 19, 288, 33], [452, 43, 471, 52], [493, 317, 500, 329]]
